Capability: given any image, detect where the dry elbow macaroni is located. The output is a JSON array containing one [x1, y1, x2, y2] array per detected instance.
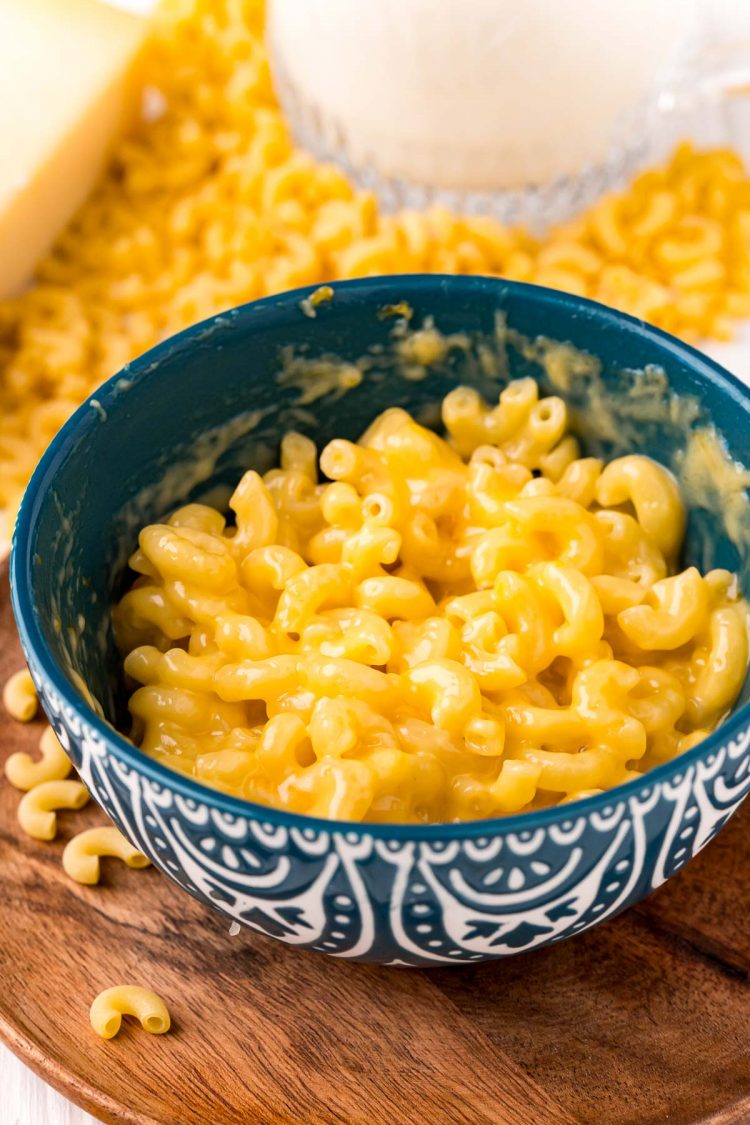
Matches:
[[63, 826, 151, 885], [3, 0, 750, 535], [114, 384, 750, 823], [89, 986, 170, 1039], [5, 725, 72, 790], [3, 716, 150, 879], [17, 779, 90, 840], [3, 669, 38, 722]]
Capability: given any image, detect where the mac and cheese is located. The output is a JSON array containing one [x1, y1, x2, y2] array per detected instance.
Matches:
[[115, 384, 749, 823]]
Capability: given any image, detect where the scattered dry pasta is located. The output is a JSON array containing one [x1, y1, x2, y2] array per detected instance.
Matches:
[[3, 0, 750, 532], [3, 669, 38, 722], [63, 826, 151, 884], [17, 779, 90, 840], [90, 985, 171, 1039], [5, 725, 72, 790], [114, 384, 750, 823]]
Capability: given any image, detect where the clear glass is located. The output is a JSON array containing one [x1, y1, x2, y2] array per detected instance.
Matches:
[[268, 0, 699, 232]]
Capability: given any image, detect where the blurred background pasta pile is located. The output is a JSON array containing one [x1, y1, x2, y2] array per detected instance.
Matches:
[[3, 0, 750, 526]]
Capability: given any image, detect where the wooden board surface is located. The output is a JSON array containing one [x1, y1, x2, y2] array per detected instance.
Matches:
[[0, 559, 749, 1125]]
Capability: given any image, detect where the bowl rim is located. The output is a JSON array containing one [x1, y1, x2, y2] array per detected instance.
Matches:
[[11, 273, 750, 841]]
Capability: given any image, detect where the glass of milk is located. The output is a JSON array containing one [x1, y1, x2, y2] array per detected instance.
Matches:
[[268, 0, 697, 229]]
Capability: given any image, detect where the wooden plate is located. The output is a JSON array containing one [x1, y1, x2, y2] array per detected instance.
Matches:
[[1, 558, 749, 1125]]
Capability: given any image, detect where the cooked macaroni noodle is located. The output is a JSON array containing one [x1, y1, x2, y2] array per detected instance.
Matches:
[[17, 780, 90, 840], [115, 384, 749, 823], [89, 986, 171, 1039], [5, 725, 72, 790], [63, 826, 151, 885], [3, 669, 38, 722]]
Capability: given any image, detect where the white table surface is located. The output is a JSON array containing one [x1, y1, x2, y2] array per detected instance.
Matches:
[[2, 1056, 99, 1125]]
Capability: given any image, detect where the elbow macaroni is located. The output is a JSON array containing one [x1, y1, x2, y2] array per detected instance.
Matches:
[[90, 986, 170, 1039], [3, 669, 38, 722], [5, 725, 72, 790], [18, 779, 90, 840], [63, 826, 151, 885], [114, 386, 750, 823]]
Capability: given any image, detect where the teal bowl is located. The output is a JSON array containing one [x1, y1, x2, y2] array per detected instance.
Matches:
[[11, 276, 750, 965]]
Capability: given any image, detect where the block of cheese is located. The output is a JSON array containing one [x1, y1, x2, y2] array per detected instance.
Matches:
[[0, 0, 147, 298]]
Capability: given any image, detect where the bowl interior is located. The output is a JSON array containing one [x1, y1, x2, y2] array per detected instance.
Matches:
[[15, 275, 750, 732]]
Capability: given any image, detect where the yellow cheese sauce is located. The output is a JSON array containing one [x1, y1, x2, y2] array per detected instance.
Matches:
[[276, 351, 364, 404], [299, 284, 335, 319], [678, 428, 750, 552]]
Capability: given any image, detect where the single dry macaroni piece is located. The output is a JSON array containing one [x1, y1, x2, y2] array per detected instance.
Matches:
[[89, 986, 171, 1039], [3, 668, 38, 722], [114, 387, 750, 823], [63, 826, 151, 885], [17, 779, 90, 840], [2, 0, 750, 536], [5, 725, 72, 790]]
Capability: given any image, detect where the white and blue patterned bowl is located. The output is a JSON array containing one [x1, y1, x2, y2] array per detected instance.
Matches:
[[11, 276, 750, 966]]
